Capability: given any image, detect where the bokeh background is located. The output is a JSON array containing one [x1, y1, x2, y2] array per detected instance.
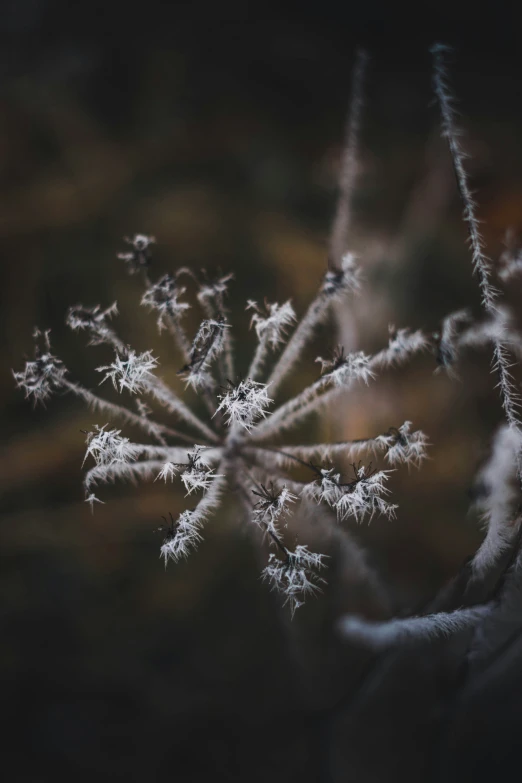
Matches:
[[2, 2, 522, 781]]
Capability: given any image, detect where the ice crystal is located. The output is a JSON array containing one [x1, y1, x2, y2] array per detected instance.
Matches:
[[262, 545, 327, 616], [316, 346, 374, 387], [85, 492, 105, 512], [305, 464, 397, 523], [83, 424, 140, 467], [322, 252, 361, 297], [215, 379, 273, 431], [377, 423, 429, 468], [252, 482, 297, 534], [97, 350, 159, 394], [156, 461, 180, 483], [66, 302, 119, 345], [247, 300, 296, 349], [178, 446, 222, 496], [160, 509, 204, 565]]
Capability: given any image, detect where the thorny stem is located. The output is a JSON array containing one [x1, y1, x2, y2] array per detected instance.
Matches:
[[432, 44, 521, 435]]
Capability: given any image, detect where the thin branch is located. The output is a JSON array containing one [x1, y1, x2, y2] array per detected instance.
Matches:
[[247, 334, 271, 382], [61, 378, 198, 445], [329, 48, 369, 272], [84, 458, 172, 494], [432, 43, 521, 431], [145, 377, 219, 443], [339, 604, 491, 649], [245, 444, 323, 476], [247, 437, 388, 468]]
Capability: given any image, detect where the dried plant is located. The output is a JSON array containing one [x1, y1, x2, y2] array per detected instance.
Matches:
[[13, 243, 435, 615], [13, 46, 522, 637]]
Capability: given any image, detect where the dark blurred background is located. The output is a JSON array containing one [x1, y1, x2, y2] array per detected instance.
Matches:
[[2, 2, 522, 781]]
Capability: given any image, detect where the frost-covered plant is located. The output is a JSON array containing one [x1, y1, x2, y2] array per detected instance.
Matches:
[[13, 45, 522, 628], [14, 243, 439, 615], [431, 44, 521, 431]]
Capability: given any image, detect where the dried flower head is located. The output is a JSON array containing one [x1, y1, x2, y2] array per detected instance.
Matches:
[[17, 236, 435, 614], [97, 350, 159, 395], [196, 270, 234, 311], [83, 424, 140, 468], [378, 423, 429, 468], [262, 545, 327, 617], [141, 274, 190, 332], [117, 234, 156, 275], [66, 302, 119, 345], [13, 229, 459, 616], [215, 378, 273, 431], [13, 329, 67, 406], [322, 252, 361, 297], [247, 299, 296, 349]]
